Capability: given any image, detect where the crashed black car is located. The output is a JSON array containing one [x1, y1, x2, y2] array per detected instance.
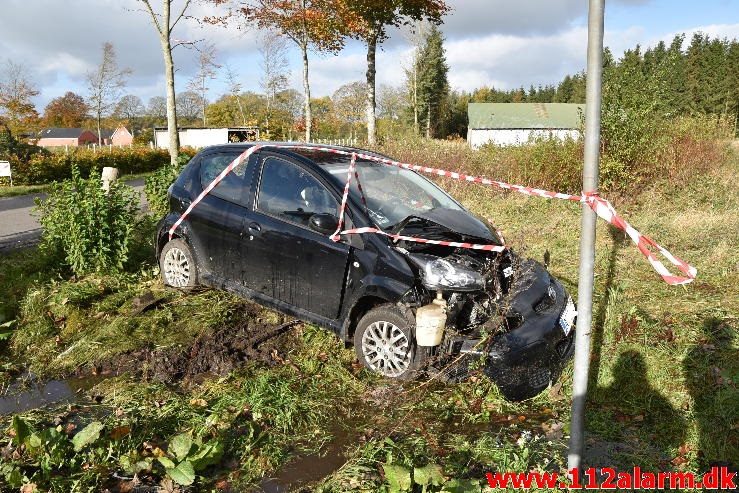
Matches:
[[156, 143, 577, 400]]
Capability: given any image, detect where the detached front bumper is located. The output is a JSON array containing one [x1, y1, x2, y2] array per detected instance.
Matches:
[[447, 280, 576, 401]]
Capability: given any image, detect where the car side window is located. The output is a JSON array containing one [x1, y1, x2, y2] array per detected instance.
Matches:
[[199, 152, 249, 206], [257, 157, 337, 227]]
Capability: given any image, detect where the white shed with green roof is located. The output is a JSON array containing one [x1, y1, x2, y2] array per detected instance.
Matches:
[[467, 103, 584, 149]]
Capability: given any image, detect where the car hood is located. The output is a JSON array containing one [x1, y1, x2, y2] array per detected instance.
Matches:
[[391, 208, 504, 246]]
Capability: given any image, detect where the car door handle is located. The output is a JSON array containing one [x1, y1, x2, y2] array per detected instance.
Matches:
[[247, 222, 261, 233]]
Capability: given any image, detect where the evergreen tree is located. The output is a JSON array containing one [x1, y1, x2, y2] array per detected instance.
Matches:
[[414, 25, 449, 138]]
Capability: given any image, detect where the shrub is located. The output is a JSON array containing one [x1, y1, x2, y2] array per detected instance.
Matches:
[[144, 153, 191, 217], [35, 165, 139, 276]]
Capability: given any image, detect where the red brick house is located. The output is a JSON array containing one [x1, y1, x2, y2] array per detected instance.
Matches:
[[36, 128, 98, 147]]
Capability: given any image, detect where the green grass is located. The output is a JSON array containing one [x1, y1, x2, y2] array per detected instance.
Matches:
[[0, 142, 737, 492], [0, 184, 50, 198]]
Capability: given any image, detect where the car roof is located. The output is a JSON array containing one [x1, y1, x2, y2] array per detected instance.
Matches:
[[204, 142, 390, 164]]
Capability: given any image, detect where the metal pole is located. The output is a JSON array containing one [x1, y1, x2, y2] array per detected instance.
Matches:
[[568, 0, 605, 474]]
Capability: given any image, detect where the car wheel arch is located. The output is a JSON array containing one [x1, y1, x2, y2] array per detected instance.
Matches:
[[344, 295, 390, 340]]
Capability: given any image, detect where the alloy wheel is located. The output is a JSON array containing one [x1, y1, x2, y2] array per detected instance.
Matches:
[[361, 320, 411, 377], [163, 247, 190, 287]]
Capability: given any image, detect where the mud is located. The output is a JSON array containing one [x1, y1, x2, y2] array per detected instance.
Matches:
[[85, 305, 301, 386]]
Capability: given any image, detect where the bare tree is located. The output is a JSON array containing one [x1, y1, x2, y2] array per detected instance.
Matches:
[[147, 96, 168, 123], [0, 60, 40, 132], [223, 62, 246, 126], [258, 31, 290, 138], [137, 0, 194, 164], [176, 90, 204, 122], [86, 42, 132, 145], [115, 94, 145, 125], [187, 42, 220, 126]]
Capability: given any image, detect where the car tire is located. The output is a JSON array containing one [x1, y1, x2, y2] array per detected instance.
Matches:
[[160, 238, 198, 289], [354, 304, 426, 380]]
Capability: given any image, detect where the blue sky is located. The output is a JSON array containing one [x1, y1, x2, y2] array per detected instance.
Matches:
[[2, 0, 738, 113]]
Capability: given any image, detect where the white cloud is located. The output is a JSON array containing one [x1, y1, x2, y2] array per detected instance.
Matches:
[[1, 0, 737, 112]]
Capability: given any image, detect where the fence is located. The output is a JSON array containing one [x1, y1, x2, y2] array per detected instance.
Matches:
[[306, 138, 359, 147]]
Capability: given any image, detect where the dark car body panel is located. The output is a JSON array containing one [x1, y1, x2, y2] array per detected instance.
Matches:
[[157, 143, 575, 400]]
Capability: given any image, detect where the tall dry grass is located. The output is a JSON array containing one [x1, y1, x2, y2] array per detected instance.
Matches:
[[376, 115, 733, 198]]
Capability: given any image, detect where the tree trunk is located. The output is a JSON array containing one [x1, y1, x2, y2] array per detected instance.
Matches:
[[97, 110, 102, 146], [365, 31, 377, 145], [236, 94, 246, 126], [301, 43, 311, 141], [426, 105, 431, 138], [413, 64, 419, 135], [162, 39, 180, 164]]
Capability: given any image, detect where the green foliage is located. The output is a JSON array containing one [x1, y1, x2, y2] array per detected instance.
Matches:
[[157, 432, 223, 485], [71, 421, 104, 452], [35, 165, 138, 275], [5, 146, 183, 185], [413, 25, 449, 137], [0, 124, 48, 164], [144, 153, 190, 216]]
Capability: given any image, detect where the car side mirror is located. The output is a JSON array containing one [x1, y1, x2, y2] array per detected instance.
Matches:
[[309, 213, 339, 234]]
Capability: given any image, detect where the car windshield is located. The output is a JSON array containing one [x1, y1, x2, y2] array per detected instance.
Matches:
[[318, 155, 463, 229]]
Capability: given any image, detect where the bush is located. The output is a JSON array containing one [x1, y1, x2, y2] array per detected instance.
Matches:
[[144, 153, 191, 217], [7, 147, 169, 185], [35, 165, 139, 276]]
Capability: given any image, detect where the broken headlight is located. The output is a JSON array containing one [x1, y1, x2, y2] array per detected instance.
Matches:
[[408, 254, 485, 292]]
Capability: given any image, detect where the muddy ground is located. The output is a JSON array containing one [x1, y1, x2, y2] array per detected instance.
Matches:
[[80, 301, 303, 386]]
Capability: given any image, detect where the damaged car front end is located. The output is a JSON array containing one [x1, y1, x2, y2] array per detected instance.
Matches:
[[388, 210, 577, 401]]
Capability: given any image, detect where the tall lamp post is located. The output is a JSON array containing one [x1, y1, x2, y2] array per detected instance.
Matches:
[[568, 0, 605, 474]]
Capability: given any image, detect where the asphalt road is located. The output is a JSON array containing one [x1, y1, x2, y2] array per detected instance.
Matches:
[[0, 179, 146, 252]]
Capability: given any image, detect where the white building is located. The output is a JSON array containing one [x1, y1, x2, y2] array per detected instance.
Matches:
[[467, 103, 584, 149], [154, 127, 260, 149]]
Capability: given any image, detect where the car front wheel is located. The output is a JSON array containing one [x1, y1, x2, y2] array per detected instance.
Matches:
[[160, 238, 198, 288], [353, 305, 425, 380]]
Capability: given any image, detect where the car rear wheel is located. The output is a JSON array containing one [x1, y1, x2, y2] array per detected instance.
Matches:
[[353, 305, 425, 380], [160, 239, 198, 288]]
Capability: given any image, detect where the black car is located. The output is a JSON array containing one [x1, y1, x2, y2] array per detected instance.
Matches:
[[156, 143, 577, 400]]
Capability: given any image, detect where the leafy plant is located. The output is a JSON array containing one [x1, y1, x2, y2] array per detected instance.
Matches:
[[144, 153, 190, 216], [156, 432, 224, 486], [35, 164, 138, 276]]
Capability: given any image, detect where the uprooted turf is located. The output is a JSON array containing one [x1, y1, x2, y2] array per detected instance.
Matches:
[[0, 144, 736, 492]]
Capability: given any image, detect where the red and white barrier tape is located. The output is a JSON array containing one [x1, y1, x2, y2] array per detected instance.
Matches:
[[168, 144, 696, 285]]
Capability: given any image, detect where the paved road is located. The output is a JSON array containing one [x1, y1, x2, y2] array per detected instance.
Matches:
[[0, 179, 146, 252]]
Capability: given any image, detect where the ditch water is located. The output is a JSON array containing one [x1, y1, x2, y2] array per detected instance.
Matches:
[[257, 419, 361, 492], [0, 374, 101, 415]]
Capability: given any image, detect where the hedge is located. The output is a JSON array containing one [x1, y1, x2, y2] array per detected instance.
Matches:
[[4, 147, 196, 185]]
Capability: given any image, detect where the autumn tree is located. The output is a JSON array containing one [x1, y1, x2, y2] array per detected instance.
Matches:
[[0, 60, 40, 133], [86, 42, 131, 145], [237, 0, 346, 141], [343, 0, 448, 144], [43, 92, 88, 128], [187, 42, 220, 126], [258, 31, 291, 138], [137, 0, 194, 164]]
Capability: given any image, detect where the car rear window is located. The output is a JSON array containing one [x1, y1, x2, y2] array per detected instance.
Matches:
[[199, 151, 250, 206]]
